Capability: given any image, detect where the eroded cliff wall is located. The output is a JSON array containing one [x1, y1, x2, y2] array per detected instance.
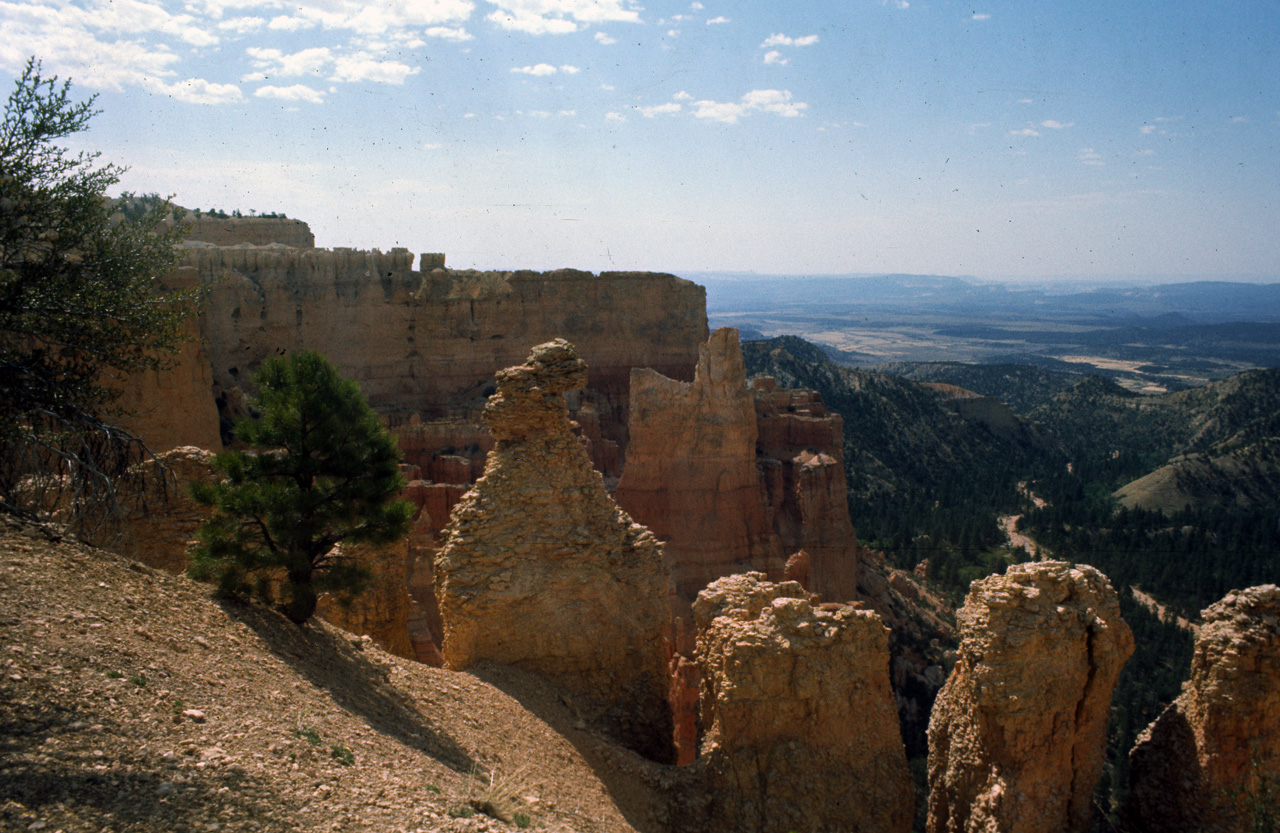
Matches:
[[615, 329, 863, 616], [615, 328, 782, 607], [188, 246, 707, 474]]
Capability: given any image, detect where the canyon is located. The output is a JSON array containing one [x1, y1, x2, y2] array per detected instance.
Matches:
[[90, 216, 1280, 831]]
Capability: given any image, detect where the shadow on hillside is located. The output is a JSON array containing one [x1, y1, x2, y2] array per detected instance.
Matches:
[[221, 600, 474, 774], [470, 663, 705, 833], [0, 691, 285, 832]]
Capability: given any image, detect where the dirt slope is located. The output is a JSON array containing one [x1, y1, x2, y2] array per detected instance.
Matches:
[[0, 518, 680, 833]]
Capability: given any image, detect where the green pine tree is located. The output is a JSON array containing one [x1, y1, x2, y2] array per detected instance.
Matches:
[[189, 351, 414, 623]]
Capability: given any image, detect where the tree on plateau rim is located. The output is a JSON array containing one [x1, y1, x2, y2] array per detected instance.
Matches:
[[0, 57, 191, 528], [190, 351, 415, 624]]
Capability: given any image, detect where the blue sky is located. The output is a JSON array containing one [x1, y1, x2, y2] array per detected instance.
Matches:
[[2, 0, 1277, 280]]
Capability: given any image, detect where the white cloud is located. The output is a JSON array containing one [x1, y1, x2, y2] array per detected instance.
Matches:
[[1018, 98, 1033, 105], [601, 83, 616, 90], [1041, 120, 1074, 129], [1079, 147, 1104, 166], [594, 31, 617, 44], [423, 142, 443, 149], [426, 25, 474, 41], [218, 16, 265, 33], [761, 32, 819, 48], [511, 63, 558, 75], [268, 15, 317, 31], [560, 64, 580, 74], [636, 102, 682, 117], [486, 0, 642, 35], [153, 77, 243, 105], [692, 89, 807, 124], [255, 84, 326, 104], [971, 13, 990, 20], [888, 0, 908, 8], [605, 111, 626, 122], [244, 46, 333, 79], [763, 50, 787, 65], [331, 54, 419, 84], [558, 109, 576, 116], [1231, 115, 1248, 124], [667, 28, 679, 37], [1135, 149, 1154, 155], [1009, 127, 1040, 136], [690, 1, 703, 8], [1140, 125, 1157, 134], [673, 90, 691, 100], [528, 109, 551, 117], [706, 16, 729, 24]]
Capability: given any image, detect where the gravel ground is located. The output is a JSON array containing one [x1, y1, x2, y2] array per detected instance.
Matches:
[[0, 518, 687, 833]]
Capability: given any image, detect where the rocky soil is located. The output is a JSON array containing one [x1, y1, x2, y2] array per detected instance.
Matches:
[[0, 518, 681, 833]]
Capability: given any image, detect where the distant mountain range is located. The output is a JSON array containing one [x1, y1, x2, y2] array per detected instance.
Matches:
[[693, 272, 1280, 325]]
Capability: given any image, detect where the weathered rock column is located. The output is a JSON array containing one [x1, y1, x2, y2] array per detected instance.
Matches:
[[694, 572, 913, 833], [1126, 584, 1280, 833], [434, 339, 674, 762], [926, 561, 1134, 833]]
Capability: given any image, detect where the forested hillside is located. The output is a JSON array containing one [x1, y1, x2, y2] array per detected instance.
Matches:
[[742, 337, 1056, 591], [745, 335, 1279, 829]]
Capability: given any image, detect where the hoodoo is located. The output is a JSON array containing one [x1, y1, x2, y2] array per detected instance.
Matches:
[[694, 572, 913, 833], [1126, 584, 1280, 833], [432, 340, 674, 761], [926, 561, 1134, 833]]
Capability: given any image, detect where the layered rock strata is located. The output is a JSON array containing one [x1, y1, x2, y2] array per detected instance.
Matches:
[[433, 340, 673, 762], [693, 572, 913, 833], [751, 377, 861, 601], [1126, 584, 1280, 833], [182, 214, 316, 248], [927, 561, 1134, 833], [188, 245, 707, 475]]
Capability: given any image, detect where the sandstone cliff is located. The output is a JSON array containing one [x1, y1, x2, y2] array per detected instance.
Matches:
[[693, 572, 913, 833], [108, 266, 222, 453], [1126, 584, 1280, 833], [188, 246, 707, 475], [615, 328, 782, 608], [927, 561, 1134, 833], [314, 539, 416, 661], [433, 340, 674, 762], [751, 376, 861, 601], [183, 214, 316, 248]]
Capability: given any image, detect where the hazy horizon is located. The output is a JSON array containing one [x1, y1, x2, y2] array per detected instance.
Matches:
[[3, 1, 1277, 282]]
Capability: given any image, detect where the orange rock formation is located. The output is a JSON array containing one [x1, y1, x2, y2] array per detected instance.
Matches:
[[615, 329, 861, 614], [927, 561, 1134, 833], [615, 328, 782, 607], [433, 340, 674, 761], [693, 572, 913, 833], [1126, 584, 1280, 833]]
